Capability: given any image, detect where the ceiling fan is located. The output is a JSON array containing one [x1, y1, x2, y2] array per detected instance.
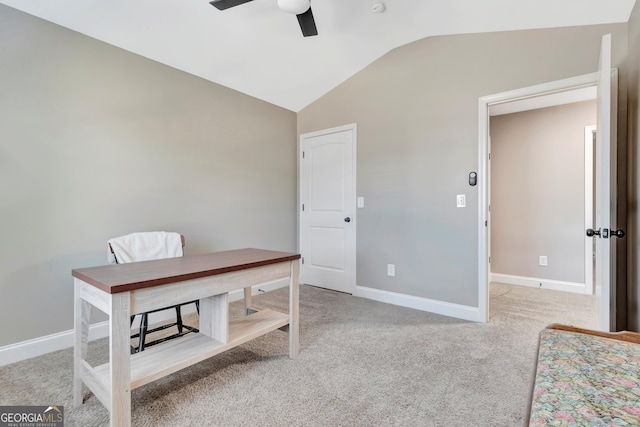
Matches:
[[210, 0, 318, 37]]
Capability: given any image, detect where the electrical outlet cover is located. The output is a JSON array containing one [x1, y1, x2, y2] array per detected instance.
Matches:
[[387, 264, 395, 276]]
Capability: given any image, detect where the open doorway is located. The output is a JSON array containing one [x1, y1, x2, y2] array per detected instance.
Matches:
[[489, 98, 596, 294], [487, 96, 598, 328], [477, 72, 604, 325]]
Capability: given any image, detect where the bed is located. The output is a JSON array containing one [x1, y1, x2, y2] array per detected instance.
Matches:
[[528, 324, 640, 426]]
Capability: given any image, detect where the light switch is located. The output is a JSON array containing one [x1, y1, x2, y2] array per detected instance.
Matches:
[[539, 256, 548, 266], [357, 197, 365, 208], [456, 194, 466, 208]]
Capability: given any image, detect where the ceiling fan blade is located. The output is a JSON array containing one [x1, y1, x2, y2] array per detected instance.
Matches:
[[209, 0, 254, 11], [296, 7, 318, 37]]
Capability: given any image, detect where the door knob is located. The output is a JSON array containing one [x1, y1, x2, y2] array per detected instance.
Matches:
[[344, 217, 351, 223], [586, 228, 601, 237], [611, 229, 625, 238]]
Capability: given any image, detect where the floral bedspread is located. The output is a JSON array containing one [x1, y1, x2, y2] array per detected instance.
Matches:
[[529, 329, 640, 426]]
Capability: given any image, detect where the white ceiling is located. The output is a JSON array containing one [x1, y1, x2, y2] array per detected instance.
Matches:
[[1, 0, 636, 112]]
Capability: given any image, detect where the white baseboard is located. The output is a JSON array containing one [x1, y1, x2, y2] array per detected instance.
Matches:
[[354, 286, 483, 322], [0, 279, 289, 367], [0, 320, 111, 368], [490, 273, 586, 294]]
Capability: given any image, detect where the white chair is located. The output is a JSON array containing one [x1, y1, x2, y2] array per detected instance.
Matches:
[[108, 232, 199, 352]]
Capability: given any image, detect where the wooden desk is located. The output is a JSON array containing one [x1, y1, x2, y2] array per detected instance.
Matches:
[[72, 248, 301, 427]]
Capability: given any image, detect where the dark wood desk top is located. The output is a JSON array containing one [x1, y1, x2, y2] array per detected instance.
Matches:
[[72, 248, 301, 294]]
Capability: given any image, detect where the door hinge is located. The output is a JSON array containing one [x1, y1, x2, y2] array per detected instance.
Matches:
[[489, 256, 491, 263], [302, 204, 305, 211], [301, 257, 304, 264], [302, 151, 305, 159], [485, 220, 488, 227]]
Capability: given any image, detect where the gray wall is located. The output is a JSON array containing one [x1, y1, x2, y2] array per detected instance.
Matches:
[[490, 101, 596, 284], [628, 1, 640, 331], [0, 5, 297, 347], [298, 24, 628, 309]]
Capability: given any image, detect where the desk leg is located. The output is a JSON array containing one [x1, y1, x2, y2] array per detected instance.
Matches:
[[73, 280, 91, 407], [200, 293, 229, 344], [109, 292, 131, 427], [243, 287, 254, 315], [289, 260, 299, 358]]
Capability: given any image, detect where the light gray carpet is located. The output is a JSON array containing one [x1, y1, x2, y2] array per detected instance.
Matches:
[[0, 283, 596, 426]]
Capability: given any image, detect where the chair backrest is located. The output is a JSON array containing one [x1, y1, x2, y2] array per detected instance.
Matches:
[[108, 232, 185, 264]]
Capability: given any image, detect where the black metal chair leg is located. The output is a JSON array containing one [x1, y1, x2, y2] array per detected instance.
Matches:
[[139, 313, 148, 352], [175, 306, 184, 334], [130, 314, 137, 354], [195, 300, 200, 314]]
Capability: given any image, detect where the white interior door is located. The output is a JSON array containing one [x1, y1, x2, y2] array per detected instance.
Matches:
[[593, 33, 618, 332], [299, 124, 356, 294]]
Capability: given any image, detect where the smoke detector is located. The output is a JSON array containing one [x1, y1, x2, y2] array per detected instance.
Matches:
[[371, 1, 386, 13]]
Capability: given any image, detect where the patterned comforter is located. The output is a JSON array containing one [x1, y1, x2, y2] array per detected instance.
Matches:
[[529, 329, 640, 426]]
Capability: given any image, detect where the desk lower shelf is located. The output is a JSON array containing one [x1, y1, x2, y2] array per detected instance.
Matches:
[[89, 309, 289, 391]]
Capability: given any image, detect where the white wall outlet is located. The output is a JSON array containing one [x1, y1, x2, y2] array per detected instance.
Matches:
[[387, 264, 395, 276], [456, 194, 466, 208], [357, 197, 365, 208], [539, 256, 548, 266]]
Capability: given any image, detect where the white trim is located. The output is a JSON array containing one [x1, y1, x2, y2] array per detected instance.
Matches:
[[480, 73, 598, 108], [0, 320, 110, 367], [490, 86, 597, 116], [298, 123, 357, 140], [354, 286, 483, 322], [0, 280, 289, 367], [585, 125, 596, 295], [478, 72, 600, 323], [478, 98, 490, 322], [490, 273, 586, 294]]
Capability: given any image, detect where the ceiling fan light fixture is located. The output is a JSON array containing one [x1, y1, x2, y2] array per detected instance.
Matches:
[[277, 0, 310, 15]]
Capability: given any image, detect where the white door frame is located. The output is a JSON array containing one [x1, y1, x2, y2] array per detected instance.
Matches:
[[298, 123, 357, 294], [478, 72, 600, 322]]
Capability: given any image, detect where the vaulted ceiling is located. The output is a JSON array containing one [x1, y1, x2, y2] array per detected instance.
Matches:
[[1, 0, 636, 111]]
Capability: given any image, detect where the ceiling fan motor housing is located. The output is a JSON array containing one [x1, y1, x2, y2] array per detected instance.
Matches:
[[277, 0, 311, 15]]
